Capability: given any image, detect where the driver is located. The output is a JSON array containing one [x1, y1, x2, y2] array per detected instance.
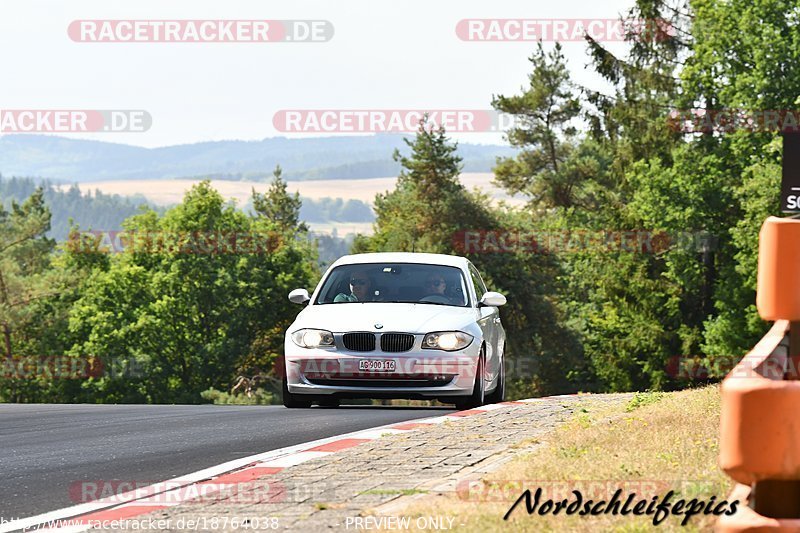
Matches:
[[334, 270, 373, 302], [423, 275, 448, 299]]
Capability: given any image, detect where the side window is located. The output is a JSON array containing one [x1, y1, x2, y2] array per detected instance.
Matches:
[[469, 265, 487, 303]]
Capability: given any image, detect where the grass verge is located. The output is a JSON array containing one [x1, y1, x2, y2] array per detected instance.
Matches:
[[391, 386, 730, 532]]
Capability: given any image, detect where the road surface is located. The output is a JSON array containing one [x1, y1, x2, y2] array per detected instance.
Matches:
[[0, 403, 453, 518]]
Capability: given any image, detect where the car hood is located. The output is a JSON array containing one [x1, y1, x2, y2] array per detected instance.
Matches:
[[291, 302, 478, 333]]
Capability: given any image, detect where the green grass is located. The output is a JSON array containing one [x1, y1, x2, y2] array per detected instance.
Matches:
[[625, 391, 666, 412]]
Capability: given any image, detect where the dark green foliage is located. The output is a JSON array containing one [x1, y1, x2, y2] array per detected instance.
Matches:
[[1, 180, 317, 403], [0, 175, 158, 241]]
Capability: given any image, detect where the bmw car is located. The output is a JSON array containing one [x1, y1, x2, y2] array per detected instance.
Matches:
[[283, 252, 506, 409]]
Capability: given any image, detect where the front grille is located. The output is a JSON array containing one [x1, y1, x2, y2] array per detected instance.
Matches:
[[307, 377, 452, 388], [342, 332, 376, 352], [380, 333, 414, 352]]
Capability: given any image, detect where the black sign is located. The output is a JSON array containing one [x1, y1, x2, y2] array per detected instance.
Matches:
[[782, 133, 800, 212]]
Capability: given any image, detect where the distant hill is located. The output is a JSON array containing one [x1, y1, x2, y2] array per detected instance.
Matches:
[[0, 134, 515, 182]]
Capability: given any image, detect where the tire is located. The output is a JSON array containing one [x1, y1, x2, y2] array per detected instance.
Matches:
[[318, 398, 340, 408], [282, 377, 312, 408], [484, 350, 505, 405], [454, 347, 486, 410]]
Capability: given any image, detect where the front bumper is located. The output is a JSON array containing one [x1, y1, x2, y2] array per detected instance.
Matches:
[[284, 336, 480, 399]]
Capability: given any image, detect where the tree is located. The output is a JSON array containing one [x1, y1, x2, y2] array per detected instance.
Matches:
[[251, 165, 308, 233], [355, 116, 496, 254], [0, 188, 96, 402], [485, 2, 722, 391], [0, 189, 57, 359], [560, 0, 799, 387], [584, 0, 689, 184], [678, 0, 800, 360], [491, 42, 586, 209], [68, 181, 317, 403]]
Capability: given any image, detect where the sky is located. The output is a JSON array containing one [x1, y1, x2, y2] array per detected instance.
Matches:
[[0, 0, 634, 148]]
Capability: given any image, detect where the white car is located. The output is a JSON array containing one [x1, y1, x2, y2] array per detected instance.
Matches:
[[282, 252, 506, 409]]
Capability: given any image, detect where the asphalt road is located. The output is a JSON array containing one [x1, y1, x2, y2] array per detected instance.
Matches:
[[0, 403, 454, 519]]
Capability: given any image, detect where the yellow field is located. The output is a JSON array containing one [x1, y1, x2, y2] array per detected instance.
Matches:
[[58, 173, 522, 208], [57, 173, 522, 235]]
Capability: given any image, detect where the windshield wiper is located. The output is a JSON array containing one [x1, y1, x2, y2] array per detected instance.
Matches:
[[366, 300, 461, 306]]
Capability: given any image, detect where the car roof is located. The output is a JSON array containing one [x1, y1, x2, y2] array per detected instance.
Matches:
[[331, 252, 470, 269]]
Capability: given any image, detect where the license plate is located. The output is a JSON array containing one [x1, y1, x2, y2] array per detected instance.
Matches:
[[358, 359, 396, 372]]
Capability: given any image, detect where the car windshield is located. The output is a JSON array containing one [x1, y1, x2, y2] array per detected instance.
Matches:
[[315, 263, 470, 307]]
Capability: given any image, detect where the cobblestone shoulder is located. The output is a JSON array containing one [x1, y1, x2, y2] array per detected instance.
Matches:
[[104, 394, 631, 532]]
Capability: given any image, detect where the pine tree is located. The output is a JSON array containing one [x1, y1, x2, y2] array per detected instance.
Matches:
[[355, 115, 495, 254], [491, 42, 584, 208], [0, 188, 56, 359], [251, 165, 307, 233]]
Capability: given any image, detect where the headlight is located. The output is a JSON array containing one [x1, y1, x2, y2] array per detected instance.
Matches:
[[291, 329, 335, 348], [422, 331, 473, 351]]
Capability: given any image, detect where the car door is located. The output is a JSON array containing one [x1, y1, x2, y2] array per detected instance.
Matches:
[[468, 263, 501, 383]]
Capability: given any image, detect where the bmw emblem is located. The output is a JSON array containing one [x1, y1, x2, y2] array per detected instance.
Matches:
[[374, 323, 384, 329]]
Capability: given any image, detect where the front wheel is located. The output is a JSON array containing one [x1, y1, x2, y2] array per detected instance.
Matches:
[[453, 348, 485, 410], [282, 377, 312, 408], [484, 351, 505, 404]]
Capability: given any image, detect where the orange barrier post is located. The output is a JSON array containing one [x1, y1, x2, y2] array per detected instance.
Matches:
[[718, 216, 800, 530]]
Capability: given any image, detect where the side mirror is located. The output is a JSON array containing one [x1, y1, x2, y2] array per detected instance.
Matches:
[[288, 288, 311, 305], [479, 291, 506, 307]]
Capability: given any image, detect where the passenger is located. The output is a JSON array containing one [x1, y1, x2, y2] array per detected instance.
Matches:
[[421, 274, 454, 304], [425, 275, 447, 297], [334, 270, 373, 302]]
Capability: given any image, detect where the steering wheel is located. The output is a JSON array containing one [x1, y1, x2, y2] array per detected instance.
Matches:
[[419, 294, 450, 304]]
